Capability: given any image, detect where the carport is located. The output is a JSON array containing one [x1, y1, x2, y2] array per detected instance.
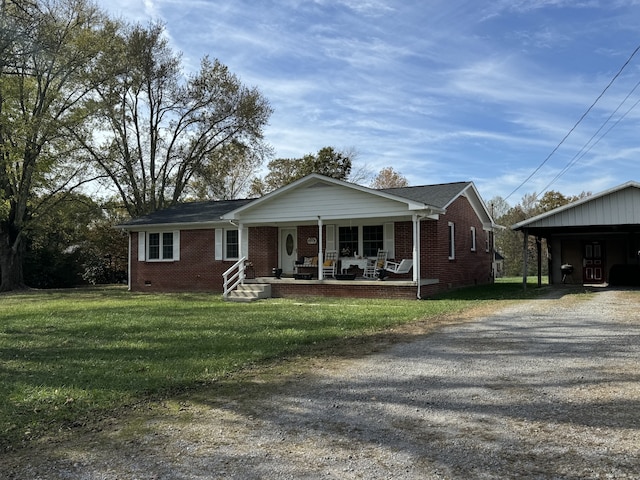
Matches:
[[512, 181, 640, 288]]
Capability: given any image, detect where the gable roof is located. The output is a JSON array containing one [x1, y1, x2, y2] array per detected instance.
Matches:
[[118, 198, 254, 229], [380, 181, 473, 209], [512, 181, 640, 231], [118, 174, 496, 229], [221, 174, 449, 220]]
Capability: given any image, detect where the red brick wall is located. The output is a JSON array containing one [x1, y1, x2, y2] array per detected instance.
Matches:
[[131, 227, 279, 292], [248, 226, 278, 276], [421, 196, 493, 293], [131, 229, 223, 292], [271, 282, 417, 300]]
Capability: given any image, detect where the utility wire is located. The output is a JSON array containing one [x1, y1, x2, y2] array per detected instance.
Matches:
[[537, 78, 640, 196], [504, 43, 640, 203]]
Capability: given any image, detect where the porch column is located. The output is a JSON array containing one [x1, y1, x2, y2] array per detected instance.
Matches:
[[238, 223, 245, 259], [522, 228, 529, 290], [317, 217, 324, 280], [412, 214, 419, 282]]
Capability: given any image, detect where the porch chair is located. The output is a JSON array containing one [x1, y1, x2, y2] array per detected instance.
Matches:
[[363, 249, 387, 279], [377, 259, 413, 280], [322, 251, 338, 278]]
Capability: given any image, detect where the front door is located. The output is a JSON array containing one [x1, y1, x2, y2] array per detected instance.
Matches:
[[583, 241, 605, 283], [280, 228, 297, 274]]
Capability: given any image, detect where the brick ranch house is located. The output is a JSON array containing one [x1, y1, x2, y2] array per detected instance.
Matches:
[[118, 174, 500, 299]]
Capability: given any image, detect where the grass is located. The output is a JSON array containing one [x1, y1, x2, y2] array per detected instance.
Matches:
[[0, 280, 547, 450]]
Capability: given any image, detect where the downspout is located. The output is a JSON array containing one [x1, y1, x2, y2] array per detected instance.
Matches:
[[317, 216, 324, 280]]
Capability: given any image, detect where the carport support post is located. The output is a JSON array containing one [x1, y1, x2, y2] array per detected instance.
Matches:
[[522, 228, 528, 290], [536, 236, 542, 287]]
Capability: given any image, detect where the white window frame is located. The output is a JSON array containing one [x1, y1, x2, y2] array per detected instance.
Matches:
[[336, 223, 394, 258], [224, 228, 239, 260], [470, 226, 476, 252], [138, 231, 180, 262], [448, 222, 455, 260]]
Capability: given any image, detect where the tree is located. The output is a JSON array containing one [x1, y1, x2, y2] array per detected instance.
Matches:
[[80, 22, 273, 217], [0, 0, 115, 291], [250, 146, 352, 195], [188, 140, 269, 200], [370, 167, 409, 189], [493, 190, 590, 277]]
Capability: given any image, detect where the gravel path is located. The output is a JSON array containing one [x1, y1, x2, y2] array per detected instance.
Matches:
[[5, 288, 640, 479]]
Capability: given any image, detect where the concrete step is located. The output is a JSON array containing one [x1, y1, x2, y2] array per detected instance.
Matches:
[[226, 283, 271, 302]]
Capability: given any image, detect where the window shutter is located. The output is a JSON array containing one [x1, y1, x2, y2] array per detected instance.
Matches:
[[173, 231, 180, 260], [241, 227, 249, 258], [383, 223, 395, 259], [137, 232, 146, 261], [215, 229, 223, 260], [325, 224, 336, 251]]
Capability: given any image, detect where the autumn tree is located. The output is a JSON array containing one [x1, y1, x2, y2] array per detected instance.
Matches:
[[493, 190, 590, 277], [370, 167, 409, 189], [188, 139, 270, 200], [250, 146, 352, 196], [0, 0, 115, 291], [79, 22, 273, 216]]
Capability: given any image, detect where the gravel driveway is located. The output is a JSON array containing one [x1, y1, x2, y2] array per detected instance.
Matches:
[[5, 288, 640, 479]]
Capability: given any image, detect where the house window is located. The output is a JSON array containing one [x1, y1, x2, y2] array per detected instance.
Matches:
[[148, 232, 174, 260], [339, 226, 358, 257], [485, 231, 490, 252], [448, 222, 455, 260], [362, 225, 383, 257], [225, 229, 239, 259], [470, 226, 476, 252]]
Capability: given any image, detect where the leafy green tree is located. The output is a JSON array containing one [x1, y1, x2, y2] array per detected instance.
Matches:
[[22, 192, 127, 287], [0, 0, 115, 291], [250, 146, 352, 195], [78, 22, 273, 216]]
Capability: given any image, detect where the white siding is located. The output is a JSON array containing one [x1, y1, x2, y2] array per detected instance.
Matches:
[[236, 183, 412, 223], [525, 188, 640, 228]]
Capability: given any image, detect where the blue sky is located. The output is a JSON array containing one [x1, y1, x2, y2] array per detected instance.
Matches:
[[94, 0, 640, 205]]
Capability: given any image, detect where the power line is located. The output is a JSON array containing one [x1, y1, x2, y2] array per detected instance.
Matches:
[[504, 43, 640, 203], [538, 78, 640, 195]]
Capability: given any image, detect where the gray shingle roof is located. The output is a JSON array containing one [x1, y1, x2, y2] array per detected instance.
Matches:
[[119, 198, 255, 227], [119, 181, 472, 228], [379, 182, 471, 208]]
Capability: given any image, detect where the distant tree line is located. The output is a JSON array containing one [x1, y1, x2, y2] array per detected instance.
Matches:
[[488, 190, 590, 277]]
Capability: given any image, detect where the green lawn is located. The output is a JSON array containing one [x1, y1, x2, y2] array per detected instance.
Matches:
[[0, 281, 547, 450]]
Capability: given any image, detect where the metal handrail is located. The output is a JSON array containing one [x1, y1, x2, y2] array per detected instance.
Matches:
[[223, 256, 247, 299]]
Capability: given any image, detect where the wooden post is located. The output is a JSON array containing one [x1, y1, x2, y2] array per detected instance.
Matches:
[[536, 236, 542, 287], [522, 229, 528, 290]]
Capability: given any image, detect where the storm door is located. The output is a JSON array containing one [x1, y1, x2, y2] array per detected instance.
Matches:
[[280, 228, 297, 274], [583, 241, 605, 283]]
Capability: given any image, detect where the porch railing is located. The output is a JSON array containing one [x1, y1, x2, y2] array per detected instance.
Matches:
[[223, 256, 247, 299]]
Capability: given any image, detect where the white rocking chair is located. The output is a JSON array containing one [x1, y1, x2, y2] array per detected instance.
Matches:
[[363, 250, 387, 279], [377, 259, 413, 280], [321, 251, 338, 278]]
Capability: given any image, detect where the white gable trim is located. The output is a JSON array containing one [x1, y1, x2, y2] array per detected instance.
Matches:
[[222, 174, 444, 221]]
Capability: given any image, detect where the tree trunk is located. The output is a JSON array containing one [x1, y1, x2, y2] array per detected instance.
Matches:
[[0, 231, 26, 292]]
